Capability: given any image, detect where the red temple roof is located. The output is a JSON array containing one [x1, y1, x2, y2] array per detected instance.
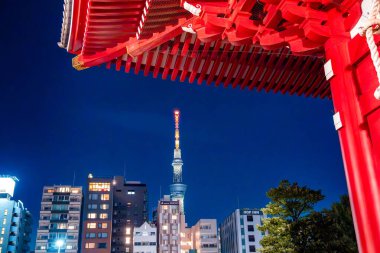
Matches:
[[59, 0, 332, 98]]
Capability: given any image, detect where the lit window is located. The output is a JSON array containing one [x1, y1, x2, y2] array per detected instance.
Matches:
[[4, 210, 8, 216], [100, 204, 109, 210], [89, 182, 110, 192], [88, 213, 97, 219], [85, 243, 95, 249], [126, 227, 131, 235], [163, 205, 168, 210], [1, 228, 5, 234], [126, 237, 131, 244], [0, 237, 3, 244], [57, 223, 68, 229], [172, 215, 177, 220], [162, 225, 168, 230], [127, 190, 135, 195], [71, 188, 80, 194], [101, 194, 110, 201], [98, 223, 108, 229], [2, 219, 6, 225], [99, 213, 108, 219], [68, 224, 76, 230], [57, 187, 70, 193], [87, 223, 96, 229]]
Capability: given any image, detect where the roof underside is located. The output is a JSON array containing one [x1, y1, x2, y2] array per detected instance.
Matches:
[[59, 0, 330, 99]]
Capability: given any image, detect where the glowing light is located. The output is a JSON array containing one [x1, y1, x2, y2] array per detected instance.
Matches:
[[56, 240, 64, 248], [126, 227, 131, 235], [125, 237, 131, 244]]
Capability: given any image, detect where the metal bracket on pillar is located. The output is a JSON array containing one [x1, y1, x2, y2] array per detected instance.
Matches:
[[324, 60, 334, 81], [333, 112, 343, 130], [350, 0, 373, 38]]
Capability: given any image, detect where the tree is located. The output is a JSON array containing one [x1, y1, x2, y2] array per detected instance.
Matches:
[[259, 180, 358, 253], [290, 196, 358, 253], [259, 202, 295, 253], [258, 180, 324, 253]]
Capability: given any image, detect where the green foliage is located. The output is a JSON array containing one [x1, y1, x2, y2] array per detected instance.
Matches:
[[266, 180, 324, 222], [259, 180, 358, 253], [258, 203, 295, 253]]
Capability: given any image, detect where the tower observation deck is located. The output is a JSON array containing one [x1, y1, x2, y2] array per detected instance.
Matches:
[[170, 110, 187, 214]]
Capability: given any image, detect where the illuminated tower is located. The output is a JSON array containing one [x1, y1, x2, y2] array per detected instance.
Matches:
[[169, 110, 187, 214]]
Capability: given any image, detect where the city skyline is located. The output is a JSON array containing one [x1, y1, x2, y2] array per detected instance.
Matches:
[[1, 0, 348, 250]]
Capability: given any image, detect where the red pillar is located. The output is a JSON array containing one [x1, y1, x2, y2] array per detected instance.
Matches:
[[325, 24, 380, 253]]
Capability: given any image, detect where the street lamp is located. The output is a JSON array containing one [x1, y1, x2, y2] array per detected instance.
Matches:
[[56, 239, 64, 253]]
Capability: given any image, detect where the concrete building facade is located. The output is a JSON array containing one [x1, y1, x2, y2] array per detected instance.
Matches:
[[81, 175, 148, 253], [190, 219, 218, 253], [157, 196, 181, 253], [0, 176, 32, 253], [35, 186, 83, 253], [132, 222, 157, 253], [220, 209, 265, 253]]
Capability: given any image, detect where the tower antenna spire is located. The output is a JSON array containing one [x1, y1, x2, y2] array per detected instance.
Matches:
[[174, 110, 180, 150], [172, 110, 183, 183], [170, 109, 187, 214]]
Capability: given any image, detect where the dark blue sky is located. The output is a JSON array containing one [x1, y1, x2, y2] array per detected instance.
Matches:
[[0, 0, 347, 244]]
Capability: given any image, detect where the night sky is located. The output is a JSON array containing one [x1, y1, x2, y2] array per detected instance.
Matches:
[[0, 0, 347, 247]]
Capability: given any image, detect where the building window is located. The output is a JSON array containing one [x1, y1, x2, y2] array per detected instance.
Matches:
[[100, 204, 109, 210], [89, 182, 111, 192], [125, 237, 131, 244], [248, 225, 254, 232], [2, 219, 6, 225], [88, 213, 97, 219], [249, 245, 256, 252], [71, 188, 80, 194], [249, 235, 255, 242], [85, 243, 95, 249], [87, 223, 96, 229], [0, 237, 3, 244], [101, 194, 110, 201], [88, 204, 97, 209], [89, 194, 98, 200], [247, 215, 254, 222], [98, 233, 108, 238], [68, 224, 76, 230], [98, 243, 107, 249], [57, 187, 70, 193], [126, 227, 131, 235], [200, 225, 211, 230], [3, 209, 8, 216], [127, 190, 135, 195], [99, 213, 108, 219], [98, 223, 108, 229], [86, 233, 96, 238]]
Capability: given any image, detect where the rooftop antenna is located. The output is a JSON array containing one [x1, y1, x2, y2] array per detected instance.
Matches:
[[123, 160, 126, 178], [72, 171, 76, 186]]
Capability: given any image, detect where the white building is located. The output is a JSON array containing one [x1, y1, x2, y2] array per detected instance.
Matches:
[[35, 186, 83, 253], [157, 195, 181, 253], [220, 209, 266, 253], [133, 222, 157, 253], [190, 219, 218, 253]]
